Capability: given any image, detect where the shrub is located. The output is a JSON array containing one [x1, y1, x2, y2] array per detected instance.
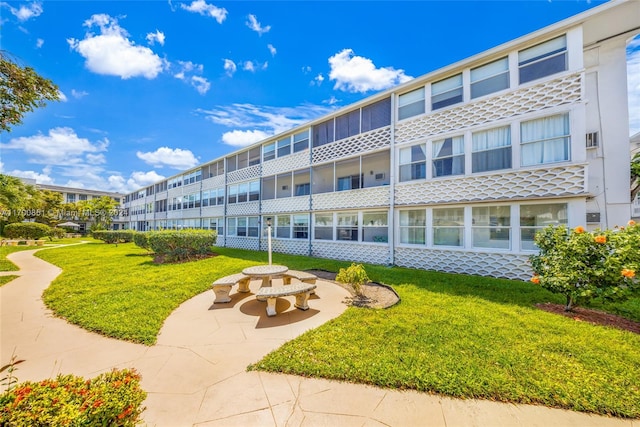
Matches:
[[3, 222, 51, 240], [147, 229, 217, 262], [133, 232, 150, 251], [47, 227, 66, 240], [92, 230, 135, 244], [0, 369, 146, 426], [530, 222, 640, 311], [336, 263, 370, 296]]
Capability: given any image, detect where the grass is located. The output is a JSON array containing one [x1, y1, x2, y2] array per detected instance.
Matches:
[[0, 246, 39, 271], [31, 243, 640, 418], [0, 275, 19, 286]]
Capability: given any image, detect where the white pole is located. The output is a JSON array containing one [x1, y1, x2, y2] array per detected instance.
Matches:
[[267, 223, 272, 265]]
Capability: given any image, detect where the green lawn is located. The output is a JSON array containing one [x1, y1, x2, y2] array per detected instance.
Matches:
[[0, 246, 39, 271], [0, 275, 19, 286], [33, 242, 640, 418]]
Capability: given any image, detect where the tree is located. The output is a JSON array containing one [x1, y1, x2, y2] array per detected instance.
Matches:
[[0, 51, 60, 133], [632, 152, 640, 202], [0, 174, 41, 233], [33, 190, 63, 227], [82, 196, 121, 230]]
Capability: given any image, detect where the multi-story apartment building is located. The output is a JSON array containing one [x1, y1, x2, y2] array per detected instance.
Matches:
[[123, 0, 639, 280], [19, 179, 126, 231]]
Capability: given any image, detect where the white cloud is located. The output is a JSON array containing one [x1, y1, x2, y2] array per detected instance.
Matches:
[[628, 38, 640, 136], [3, 169, 54, 185], [36, 38, 44, 48], [223, 58, 237, 76], [58, 91, 68, 102], [71, 89, 89, 99], [243, 61, 255, 72], [222, 130, 271, 147], [146, 30, 165, 46], [1, 127, 108, 166], [173, 61, 209, 94], [198, 103, 334, 147], [267, 44, 276, 56], [68, 14, 164, 79], [181, 0, 227, 24], [2, 1, 42, 21], [312, 73, 324, 86], [86, 153, 106, 165], [328, 48, 413, 93], [128, 171, 165, 187], [302, 66, 312, 74], [136, 147, 199, 169], [191, 75, 211, 95], [246, 14, 270, 35]]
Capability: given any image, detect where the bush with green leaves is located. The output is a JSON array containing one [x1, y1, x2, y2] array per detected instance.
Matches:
[[0, 369, 146, 426], [92, 230, 135, 244], [47, 227, 66, 240], [132, 231, 150, 251], [3, 222, 50, 240], [336, 263, 370, 296], [530, 222, 640, 311], [147, 229, 217, 262]]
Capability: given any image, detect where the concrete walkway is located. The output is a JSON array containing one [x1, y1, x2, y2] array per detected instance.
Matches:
[[0, 248, 635, 427]]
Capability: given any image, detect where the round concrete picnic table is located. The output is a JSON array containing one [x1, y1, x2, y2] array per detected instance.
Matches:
[[242, 264, 288, 288]]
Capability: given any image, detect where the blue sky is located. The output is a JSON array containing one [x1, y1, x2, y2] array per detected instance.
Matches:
[[1, 0, 638, 193]]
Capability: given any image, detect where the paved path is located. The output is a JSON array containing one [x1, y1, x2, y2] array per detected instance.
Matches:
[[0, 248, 635, 427]]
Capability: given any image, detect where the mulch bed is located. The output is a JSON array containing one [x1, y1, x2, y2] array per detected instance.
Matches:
[[536, 303, 640, 334]]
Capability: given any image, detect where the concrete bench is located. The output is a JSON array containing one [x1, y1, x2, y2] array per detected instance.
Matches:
[[256, 282, 317, 317], [282, 270, 317, 294], [211, 273, 251, 303]]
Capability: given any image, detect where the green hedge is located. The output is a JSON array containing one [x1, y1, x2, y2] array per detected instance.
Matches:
[[3, 223, 51, 240], [0, 369, 146, 426], [147, 229, 217, 262], [92, 230, 135, 244], [132, 232, 150, 251]]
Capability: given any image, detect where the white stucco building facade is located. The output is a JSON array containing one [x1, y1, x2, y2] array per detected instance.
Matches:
[[123, 0, 640, 280]]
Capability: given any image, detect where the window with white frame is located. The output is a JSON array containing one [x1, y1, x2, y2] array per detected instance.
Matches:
[[433, 207, 464, 247], [263, 142, 276, 162], [337, 212, 358, 241], [237, 217, 247, 236], [433, 136, 465, 177], [521, 113, 570, 166], [520, 203, 567, 250], [472, 126, 511, 173], [237, 183, 248, 203], [248, 217, 259, 237], [398, 88, 425, 120], [248, 181, 259, 201], [471, 57, 509, 99], [314, 213, 333, 240], [277, 137, 291, 158], [293, 214, 309, 239], [276, 215, 291, 238], [399, 210, 426, 244], [293, 130, 309, 152], [472, 206, 511, 249], [518, 35, 567, 84], [227, 217, 237, 236], [363, 211, 388, 243], [431, 74, 463, 110], [227, 185, 238, 204], [203, 217, 223, 236], [399, 144, 426, 182]]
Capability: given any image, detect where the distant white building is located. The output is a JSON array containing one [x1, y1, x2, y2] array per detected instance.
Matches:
[[19, 179, 126, 231], [123, 0, 639, 280]]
